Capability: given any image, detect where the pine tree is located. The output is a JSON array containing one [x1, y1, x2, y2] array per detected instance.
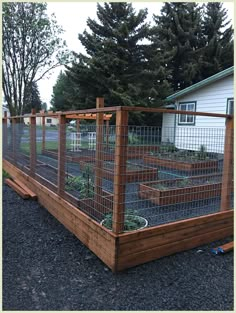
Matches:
[[50, 71, 79, 111], [23, 82, 42, 114], [201, 2, 234, 78], [67, 2, 171, 115], [152, 2, 204, 91]]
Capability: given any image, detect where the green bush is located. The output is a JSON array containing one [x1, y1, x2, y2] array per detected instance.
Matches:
[[102, 210, 146, 231]]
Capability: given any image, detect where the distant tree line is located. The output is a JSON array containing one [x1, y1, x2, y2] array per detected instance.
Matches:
[[50, 2, 233, 124]]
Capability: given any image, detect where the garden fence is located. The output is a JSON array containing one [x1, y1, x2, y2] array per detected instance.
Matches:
[[2, 104, 233, 235]]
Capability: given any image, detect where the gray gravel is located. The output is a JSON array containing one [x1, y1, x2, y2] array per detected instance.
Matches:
[[3, 182, 233, 310]]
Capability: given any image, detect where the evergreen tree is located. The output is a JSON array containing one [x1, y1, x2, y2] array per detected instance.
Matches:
[[201, 2, 234, 78], [152, 2, 204, 91], [67, 2, 171, 115], [23, 82, 42, 114], [50, 71, 79, 111]]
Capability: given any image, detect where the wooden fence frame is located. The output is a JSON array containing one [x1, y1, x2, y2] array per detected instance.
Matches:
[[2, 101, 233, 271]]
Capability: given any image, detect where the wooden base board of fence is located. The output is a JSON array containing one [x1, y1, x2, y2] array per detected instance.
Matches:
[[3, 159, 234, 272]]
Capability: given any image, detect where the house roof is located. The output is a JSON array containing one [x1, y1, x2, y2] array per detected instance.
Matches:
[[166, 66, 234, 101]]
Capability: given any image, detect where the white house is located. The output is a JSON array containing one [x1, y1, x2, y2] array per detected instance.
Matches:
[[23, 115, 59, 126], [162, 66, 234, 153]]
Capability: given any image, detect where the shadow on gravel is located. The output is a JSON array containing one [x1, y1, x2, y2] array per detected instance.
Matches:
[[2, 184, 233, 311]]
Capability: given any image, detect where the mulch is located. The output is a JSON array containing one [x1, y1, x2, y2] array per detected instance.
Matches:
[[2, 182, 233, 310]]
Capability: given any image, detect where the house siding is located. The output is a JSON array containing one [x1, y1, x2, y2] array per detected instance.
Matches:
[[161, 113, 175, 143], [162, 74, 233, 153]]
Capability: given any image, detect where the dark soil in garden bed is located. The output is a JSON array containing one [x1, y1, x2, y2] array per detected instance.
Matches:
[[149, 148, 222, 163], [153, 175, 222, 190], [2, 182, 233, 310]]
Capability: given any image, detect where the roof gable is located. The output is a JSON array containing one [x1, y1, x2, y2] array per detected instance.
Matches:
[[166, 66, 234, 101]]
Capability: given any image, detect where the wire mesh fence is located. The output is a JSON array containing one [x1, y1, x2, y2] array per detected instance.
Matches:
[[2, 108, 233, 234]]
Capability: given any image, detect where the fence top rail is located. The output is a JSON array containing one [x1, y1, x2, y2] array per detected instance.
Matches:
[[2, 106, 233, 119]]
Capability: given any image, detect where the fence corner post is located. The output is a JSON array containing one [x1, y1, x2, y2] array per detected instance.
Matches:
[[220, 117, 234, 210], [112, 109, 129, 234]]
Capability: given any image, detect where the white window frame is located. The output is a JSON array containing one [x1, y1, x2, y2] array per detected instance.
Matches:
[[227, 98, 234, 115], [178, 101, 196, 125]]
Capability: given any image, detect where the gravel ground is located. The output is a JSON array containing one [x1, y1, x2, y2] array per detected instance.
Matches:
[[3, 183, 233, 311]]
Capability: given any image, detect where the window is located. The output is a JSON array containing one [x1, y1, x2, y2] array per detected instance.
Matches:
[[178, 102, 196, 125], [46, 118, 52, 123], [227, 98, 234, 115]]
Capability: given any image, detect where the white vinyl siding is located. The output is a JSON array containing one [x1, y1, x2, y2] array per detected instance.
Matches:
[[162, 74, 234, 153], [161, 113, 175, 143]]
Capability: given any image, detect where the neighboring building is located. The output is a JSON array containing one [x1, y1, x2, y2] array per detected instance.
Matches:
[[23, 116, 59, 126], [2, 103, 10, 126], [162, 66, 234, 153]]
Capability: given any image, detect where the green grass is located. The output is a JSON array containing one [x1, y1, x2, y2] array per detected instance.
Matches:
[[20, 141, 60, 154], [2, 170, 11, 178]]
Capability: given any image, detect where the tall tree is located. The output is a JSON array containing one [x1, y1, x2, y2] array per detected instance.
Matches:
[[152, 2, 204, 91], [201, 2, 234, 78], [23, 82, 42, 114], [50, 71, 79, 111], [67, 2, 171, 114], [2, 2, 69, 116]]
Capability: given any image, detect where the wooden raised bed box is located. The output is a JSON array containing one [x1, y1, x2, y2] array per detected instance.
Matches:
[[65, 189, 113, 220], [143, 155, 218, 171], [139, 174, 226, 205], [80, 161, 158, 183], [3, 159, 233, 272], [42, 148, 114, 162]]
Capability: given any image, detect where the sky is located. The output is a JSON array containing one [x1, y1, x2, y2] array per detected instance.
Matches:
[[37, 1, 234, 107]]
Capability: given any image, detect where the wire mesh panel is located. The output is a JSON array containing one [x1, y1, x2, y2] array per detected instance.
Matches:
[[63, 120, 114, 222], [35, 119, 59, 189], [108, 112, 233, 233], [2, 108, 233, 235]]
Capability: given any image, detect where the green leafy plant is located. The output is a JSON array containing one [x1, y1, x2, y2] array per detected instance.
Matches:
[[159, 144, 178, 153], [65, 164, 94, 198], [128, 133, 140, 145], [102, 210, 147, 231], [177, 178, 190, 188], [2, 170, 11, 178], [197, 144, 208, 160]]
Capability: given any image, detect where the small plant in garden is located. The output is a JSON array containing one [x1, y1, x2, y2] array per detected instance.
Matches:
[[158, 144, 178, 154], [197, 144, 208, 160], [65, 165, 94, 198], [102, 209, 147, 231], [177, 178, 190, 188], [128, 133, 140, 145]]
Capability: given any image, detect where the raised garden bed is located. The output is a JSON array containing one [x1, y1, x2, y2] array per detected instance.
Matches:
[[139, 174, 225, 205], [143, 147, 219, 171], [80, 160, 158, 183], [42, 148, 114, 162]]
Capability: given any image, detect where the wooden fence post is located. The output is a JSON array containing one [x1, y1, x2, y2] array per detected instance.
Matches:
[[220, 117, 234, 210], [3, 111, 8, 156], [30, 109, 36, 176], [94, 98, 104, 208], [112, 109, 128, 234], [42, 115, 46, 152], [105, 119, 109, 149], [58, 114, 66, 196]]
